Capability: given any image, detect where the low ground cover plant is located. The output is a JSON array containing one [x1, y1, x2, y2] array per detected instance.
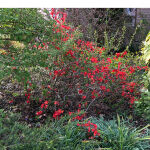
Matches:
[[89, 115, 150, 150], [0, 109, 101, 150], [0, 109, 149, 150]]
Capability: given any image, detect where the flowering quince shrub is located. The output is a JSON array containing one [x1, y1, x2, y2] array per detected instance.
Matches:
[[0, 8, 149, 123]]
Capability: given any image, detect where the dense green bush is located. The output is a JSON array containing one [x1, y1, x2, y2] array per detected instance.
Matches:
[[0, 8, 54, 43]]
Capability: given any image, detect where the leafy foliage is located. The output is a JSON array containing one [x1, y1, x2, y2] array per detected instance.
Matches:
[[89, 115, 150, 150], [0, 8, 149, 121], [0, 8, 150, 150], [0, 109, 149, 150], [141, 31, 150, 64], [134, 74, 150, 121], [0, 109, 100, 150], [0, 8, 55, 43]]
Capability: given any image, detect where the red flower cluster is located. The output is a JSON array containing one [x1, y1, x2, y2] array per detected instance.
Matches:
[[90, 57, 98, 63], [36, 110, 43, 116], [9, 99, 14, 104], [116, 51, 127, 58], [72, 114, 85, 121], [77, 120, 100, 139], [40, 101, 49, 109], [17, 8, 149, 120], [53, 109, 64, 119], [25, 82, 32, 104], [54, 101, 59, 106]]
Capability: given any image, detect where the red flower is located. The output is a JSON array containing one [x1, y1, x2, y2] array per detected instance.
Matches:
[[121, 51, 127, 57], [47, 85, 51, 89], [36, 111, 43, 116], [82, 95, 86, 99], [54, 101, 59, 105], [128, 66, 135, 74], [40, 104, 45, 109], [107, 58, 112, 63], [29, 83, 32, 87], [41, 102, 48, 109], [128, 82, 136, 87], [39, 99, 42, 102], [61, 25, 71, 30], [122, 91, 126, 96], [50, 8, 55, 18], [90, 57, 98, 63], [116, 53, 120, 58], [44, 104, 48, 109], [97, 77, 103, 82], [54, 70, 59, 76], [130, 96, 136, 104], [73, 114, 85, 121], [91, 95, 96, 99], [53, 109, 64, 118], [44, 101, 48, 105], [9, 100, 13, 104], [106, 88, 110, 92], [68, 112, 73, 116], [33, 45, 37, 48], [77, 123, 80, 126], [66, 50, 75, 59], [61, 12, 67, 23], [78, 89, 83, 95], [94, 130, 100, 136], [89, 136, 94, 139], [84, 123, 90, 127], [26, 100, 30, 104], [88, 126, 91, 133], [83, 72, 88, 76], [78, 103, 81, 108], [12, 67, 16, 70], [100, 86, 106, 91], [55, 46, 60, 50]]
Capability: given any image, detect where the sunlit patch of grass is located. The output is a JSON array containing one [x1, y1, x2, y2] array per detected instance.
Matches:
[[10, 41, 25, 49], [0, 49, 7, 54]]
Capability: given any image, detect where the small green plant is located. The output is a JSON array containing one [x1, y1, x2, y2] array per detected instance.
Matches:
[[142, 32, 150, 63], [141, 31, 150, 64], [104, 25, 126, 54], [134, 74, 150, 121], [89, 115, 150, 150]]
